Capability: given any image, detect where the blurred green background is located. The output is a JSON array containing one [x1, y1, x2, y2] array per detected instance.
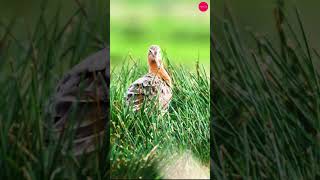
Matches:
[[110, 0, 210, 71], [213, 0, 320, 51], [0, 1, 76, 39], [0, 0, 108, 61]]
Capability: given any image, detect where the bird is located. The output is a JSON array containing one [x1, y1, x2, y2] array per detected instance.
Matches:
[[125, 45, 172, 113], [46, 47, 109, 157]]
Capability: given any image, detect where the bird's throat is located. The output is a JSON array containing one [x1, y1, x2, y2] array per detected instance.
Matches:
[[149, 64, 172, 87]]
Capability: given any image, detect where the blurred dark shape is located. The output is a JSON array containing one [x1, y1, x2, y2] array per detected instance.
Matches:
[[46, 47, 109, 156]]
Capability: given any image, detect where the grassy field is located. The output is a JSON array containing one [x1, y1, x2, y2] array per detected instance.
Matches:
[[3, 0, 320, 179], [212, 2, 320, 179], [110, 1, 210, 178], [110, 57, 210, 179], [0, 1, 108, 179]]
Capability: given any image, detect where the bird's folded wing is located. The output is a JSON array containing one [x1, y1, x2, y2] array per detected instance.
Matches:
[[46, 47, 109, 156], [125, 74, 166, 111]]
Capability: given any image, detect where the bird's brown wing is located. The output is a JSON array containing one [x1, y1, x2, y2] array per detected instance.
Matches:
[[125, 73, 172, 112], [46, 47, 109, 156]]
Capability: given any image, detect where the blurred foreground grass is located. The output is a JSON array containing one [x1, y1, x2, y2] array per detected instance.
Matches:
[[110, 57, 210, 179], [0, 0, 108, 179], [212, 3, 320, 179]]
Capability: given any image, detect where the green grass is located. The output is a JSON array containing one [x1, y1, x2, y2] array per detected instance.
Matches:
[[212, 3, 320, 179], [0, 1, 108, 179], [3, 0, 320, 179], [110, 56, 210, 179]]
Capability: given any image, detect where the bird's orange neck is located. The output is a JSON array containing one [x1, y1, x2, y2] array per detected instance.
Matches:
[[148, 61, 172, 87]]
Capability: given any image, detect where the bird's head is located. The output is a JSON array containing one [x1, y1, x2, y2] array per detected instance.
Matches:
[[148, 45, 162, 69], [147, 45, 172, 87]]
